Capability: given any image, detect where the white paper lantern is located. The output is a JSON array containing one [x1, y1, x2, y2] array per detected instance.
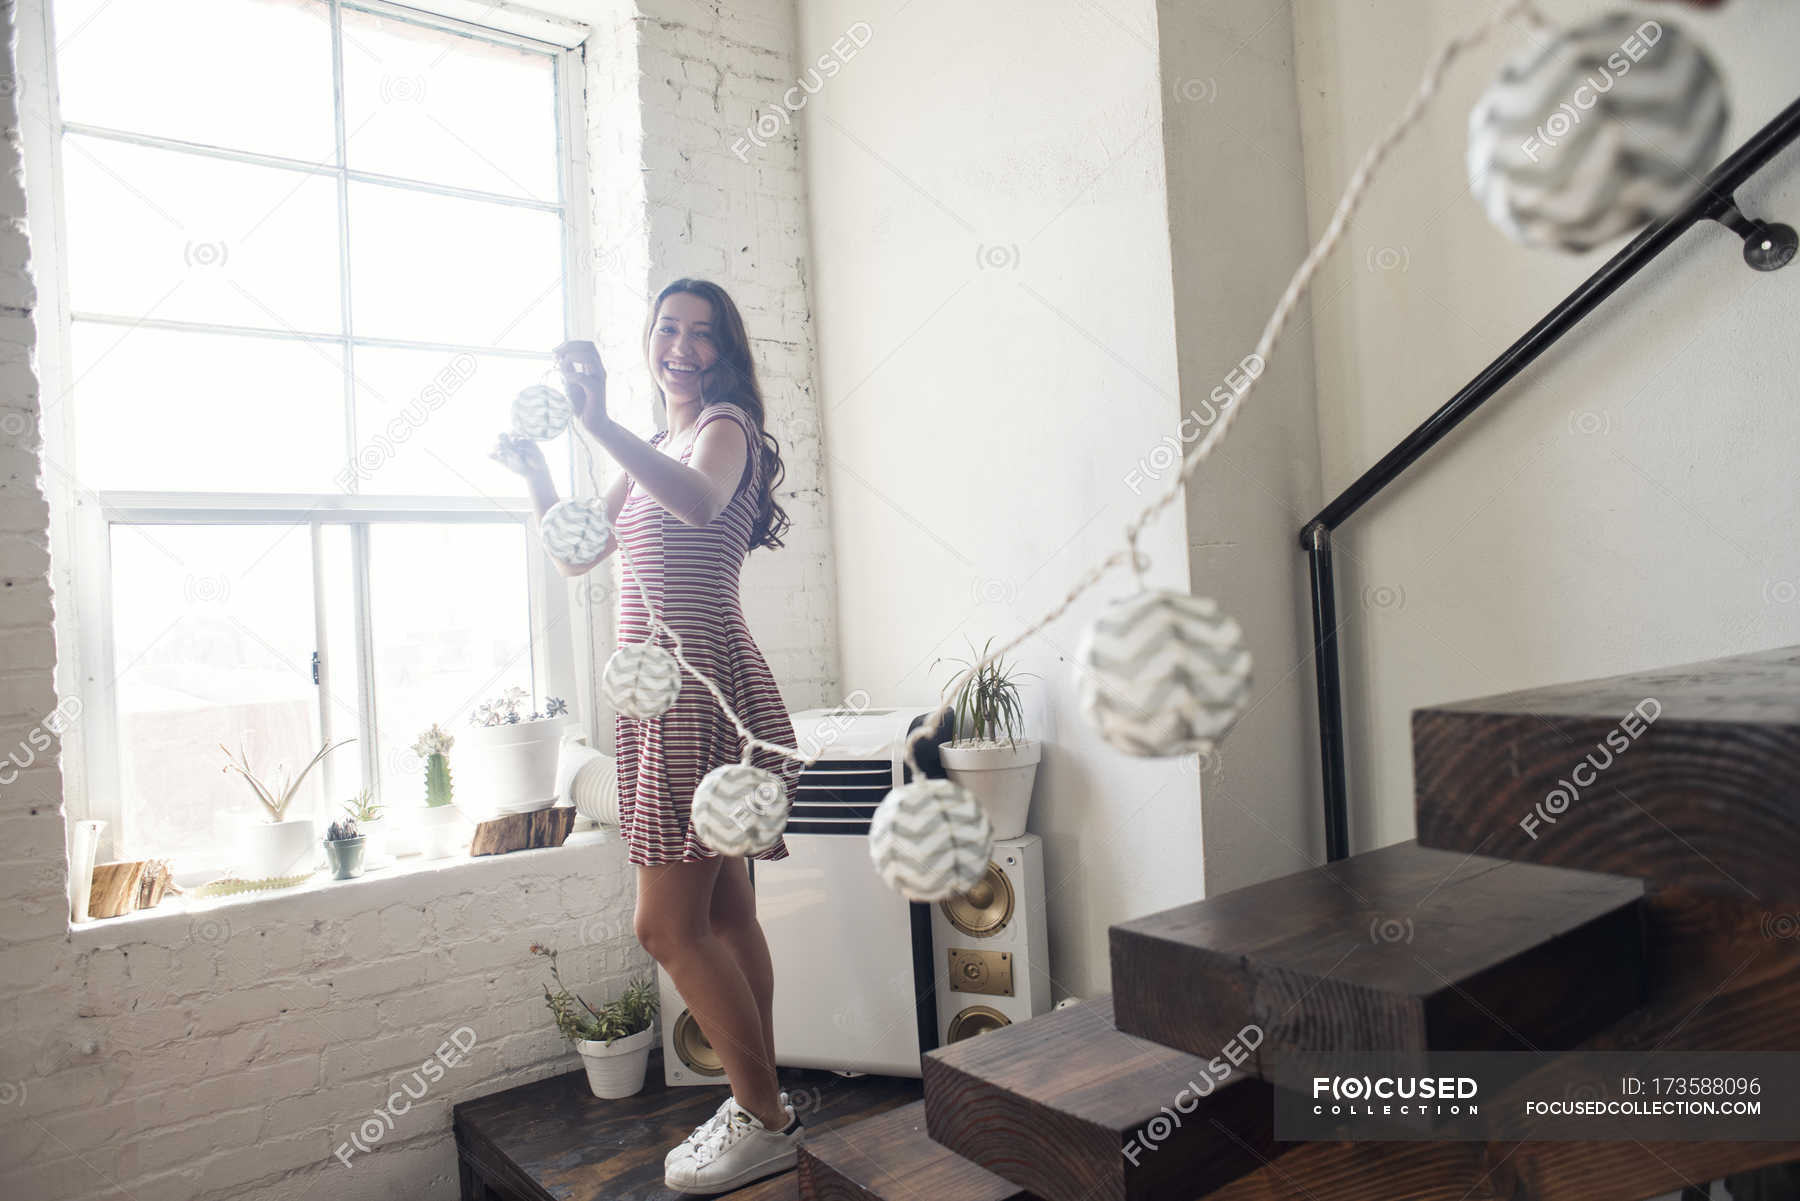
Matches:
[[867, 778, 993, 902], [1074, 589, 1252, 758], [1467, 12, 1728, 253], [691, 763, 790, 856], [602, 642, 681, 720], [540, 498, 611, 565], [512, 384, 573, 441]]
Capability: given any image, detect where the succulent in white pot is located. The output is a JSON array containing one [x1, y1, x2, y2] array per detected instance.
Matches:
[[220, 735, 355, 878], [532, 944, 658, 1099], [341, 787, 390, 868], [935, 637, 1041, 840], [458, 688, 576, 820]]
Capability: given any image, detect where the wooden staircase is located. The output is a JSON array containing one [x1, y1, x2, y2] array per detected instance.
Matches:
[[793, 644, 1800, 1201]]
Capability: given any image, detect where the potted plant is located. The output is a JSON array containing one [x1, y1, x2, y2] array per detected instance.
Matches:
[[342, 787, 390, 867], [459, 688, 575, 820], [935, 637, 1042, 839], [323, 817, 366, 880], [412, 723, 467, 859], [220, 735, 355, 878], [531, 943, 657, 1099]]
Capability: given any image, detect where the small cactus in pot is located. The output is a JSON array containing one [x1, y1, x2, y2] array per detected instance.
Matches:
[[323, 817, 366, 879]]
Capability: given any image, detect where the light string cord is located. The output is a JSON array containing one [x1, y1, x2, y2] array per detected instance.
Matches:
[[553, 0, 1545, 781]]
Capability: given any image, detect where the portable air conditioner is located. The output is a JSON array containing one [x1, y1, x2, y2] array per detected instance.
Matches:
[[753, 704, 952, 1078]]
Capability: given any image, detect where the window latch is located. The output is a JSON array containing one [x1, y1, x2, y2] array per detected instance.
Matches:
[[311, 651, 320, 685]]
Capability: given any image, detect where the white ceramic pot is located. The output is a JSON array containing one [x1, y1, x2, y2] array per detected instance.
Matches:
[[239, 816, 319, 878], [456, 717, 577, 819], [416, 804, 470, 860], [940, 739, 1042, 840], [574, 1027, 654, 1099], [356, 818, 392, 868]]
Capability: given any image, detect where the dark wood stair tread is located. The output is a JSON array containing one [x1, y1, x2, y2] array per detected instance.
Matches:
[[1415, 642, 1800, 902], [920, 994, 1279, 1201], [1111, 840, 1646, 1084], [797, 1099, 1035, 1201]]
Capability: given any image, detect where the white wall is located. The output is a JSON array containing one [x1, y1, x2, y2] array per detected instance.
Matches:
[[0, 1, 837, 1198], [793, 0, 1203, 1001], [1157, 0, 1328, 895], [1291, 0, 1800, 850]]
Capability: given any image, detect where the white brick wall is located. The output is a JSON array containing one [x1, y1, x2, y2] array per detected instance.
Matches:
[[0, 0, 839, 1197]]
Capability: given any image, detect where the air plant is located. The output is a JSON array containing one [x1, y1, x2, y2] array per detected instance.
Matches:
[[342, 787, 383, 824], [220, 736, 356, 823], [934, 636, 1039, 749]]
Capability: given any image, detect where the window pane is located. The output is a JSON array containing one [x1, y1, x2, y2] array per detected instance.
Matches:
[[61, 133, 342, 333], [111, 524, 325, 866], [341, 6, 559, 202], [349, 347, 570, 497], [368, 523, 533, 807], [348, 179, 564, 352], [319, 523, 365, 801], [69, 322, 347, 492], [53, 0, 335, 163]]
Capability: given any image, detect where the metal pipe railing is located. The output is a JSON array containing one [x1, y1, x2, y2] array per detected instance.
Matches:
[[1299, 95, 1800, 863]]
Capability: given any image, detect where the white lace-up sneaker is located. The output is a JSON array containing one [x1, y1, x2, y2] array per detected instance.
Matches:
[[664, 1091, 788, 1171], [663, 1095, 803, 1195]]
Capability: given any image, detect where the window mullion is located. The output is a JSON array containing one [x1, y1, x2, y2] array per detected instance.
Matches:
[[350, 522, 381, 808]]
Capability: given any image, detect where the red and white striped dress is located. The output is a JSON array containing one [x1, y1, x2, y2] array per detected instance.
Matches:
[[611, 400, 801, 867]]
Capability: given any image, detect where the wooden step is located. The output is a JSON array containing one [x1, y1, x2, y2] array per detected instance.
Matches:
[[1110, 840, 1646, 1087], [1414, 642, 1800, 901], [919, 995, 1280, 1201], [797, 1099, 1036, 1201]]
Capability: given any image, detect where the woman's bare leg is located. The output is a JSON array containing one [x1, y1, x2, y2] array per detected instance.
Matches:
[[635, 858, 785, 1129], [708, 856, 777, 1073]]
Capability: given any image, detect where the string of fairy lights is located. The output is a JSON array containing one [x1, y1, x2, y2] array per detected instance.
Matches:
[[496, 0, 1732, 899]]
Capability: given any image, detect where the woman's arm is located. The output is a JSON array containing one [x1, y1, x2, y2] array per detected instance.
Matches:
[[587, 414, 747, 528]]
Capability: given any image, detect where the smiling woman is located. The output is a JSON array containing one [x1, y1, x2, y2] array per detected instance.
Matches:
[[488, 278, 806, 1191]]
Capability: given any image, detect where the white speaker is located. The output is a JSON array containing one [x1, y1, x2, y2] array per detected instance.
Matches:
[[658, 962, 730, 1087], [930, 832, 1052, 1044]]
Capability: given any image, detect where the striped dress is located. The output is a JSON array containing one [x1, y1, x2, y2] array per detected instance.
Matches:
[[611, 400, 801, 866]]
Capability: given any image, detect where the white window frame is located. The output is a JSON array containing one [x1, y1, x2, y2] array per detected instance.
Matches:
[[20, 0, 601, 865]]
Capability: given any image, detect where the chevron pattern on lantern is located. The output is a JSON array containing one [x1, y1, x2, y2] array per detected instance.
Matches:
[[602, 642, 682, 720], [867, 779, 994, 902], [541, 497, 612, 565], [512, 383, 573, 441], [1467, 12, 1727, 252], [692, 763, 790, 856], [1075, 590, 1252, 758]]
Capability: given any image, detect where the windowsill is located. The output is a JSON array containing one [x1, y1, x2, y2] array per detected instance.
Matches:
[[66, 826, 623, 946]]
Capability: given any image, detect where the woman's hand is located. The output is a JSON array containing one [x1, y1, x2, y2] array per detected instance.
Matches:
[[554, 340, 609, 438], [489, 432, 550, 480]]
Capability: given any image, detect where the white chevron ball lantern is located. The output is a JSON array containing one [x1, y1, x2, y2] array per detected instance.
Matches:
[[867, 778, 994, 902], [1467, 12, 1727, 253], [692, 763, 791, 855], [602, 642, 681, 720], [1075, 589, 1252, 758], [540, 498, 611, 566], [512, 383, 573, 441]]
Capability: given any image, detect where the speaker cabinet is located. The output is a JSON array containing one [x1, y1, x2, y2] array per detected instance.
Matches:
[[930, 832, 1051, 1045], [658, 963, 729, 1086]]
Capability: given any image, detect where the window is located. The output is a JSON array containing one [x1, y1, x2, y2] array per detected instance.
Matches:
[[37, 0, 596, 872]]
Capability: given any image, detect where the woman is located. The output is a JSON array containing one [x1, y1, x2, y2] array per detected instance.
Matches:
[[492, 279, 805, 1195]]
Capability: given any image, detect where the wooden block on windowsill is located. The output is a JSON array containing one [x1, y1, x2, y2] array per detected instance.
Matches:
[[87, 858, 172, 918], [470, 806, 576, 856]]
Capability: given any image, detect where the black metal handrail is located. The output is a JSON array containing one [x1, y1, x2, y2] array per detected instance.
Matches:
[[1300, 95, 1800, 863]]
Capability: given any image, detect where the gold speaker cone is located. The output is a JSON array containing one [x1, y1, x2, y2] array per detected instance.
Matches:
[[941, 861, 1014, 937], [946, 1004, 1010, 1042], [673, 1009, 726, 1076]]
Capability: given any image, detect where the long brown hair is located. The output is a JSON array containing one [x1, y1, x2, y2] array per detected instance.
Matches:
[[642, 278, 792, 553]]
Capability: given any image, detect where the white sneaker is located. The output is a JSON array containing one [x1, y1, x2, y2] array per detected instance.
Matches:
[[663, 1095, 803, 1195], [664, 1090, 788, 1170]]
